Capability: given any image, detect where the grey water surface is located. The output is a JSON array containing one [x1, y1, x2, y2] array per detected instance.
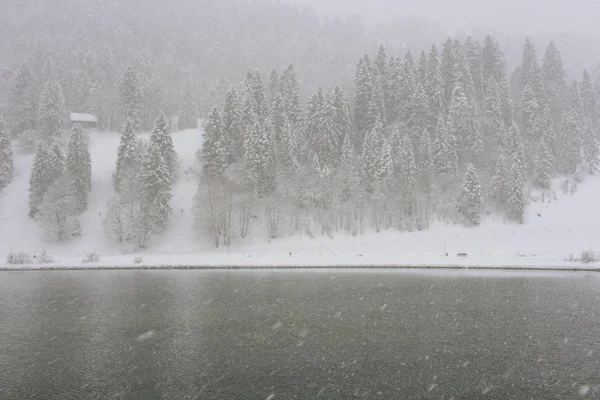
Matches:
[[1, 270, 599, 399]]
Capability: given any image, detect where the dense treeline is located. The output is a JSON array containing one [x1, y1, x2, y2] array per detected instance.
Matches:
[[190, 37, 600, 246]]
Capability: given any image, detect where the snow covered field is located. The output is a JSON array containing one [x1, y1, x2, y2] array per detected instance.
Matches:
[[1, 127, 599, 270]]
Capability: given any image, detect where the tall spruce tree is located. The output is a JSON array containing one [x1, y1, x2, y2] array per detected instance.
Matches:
[[244, 69, 269, 121], [137, 141, 173, 248], [202, 107, 228, 180], [66, 123, 92, 213], [458, 163, 483, 225], [491, 154, 509, 207], [37, 173, 80, 242], [222, 87, 244, 160], [362, 116, 389, 186], [9, 63, 37, 138], [115, 118, 140, 191], [508, 160, 525, 223], [279, 63, 303, 125], [542, 42, 568, 120], [558, 111, 581, 174], [432, 116, 457, 174], [119, 65, 142, 132], [354, 55, 376, 137], [0, 117, 14, 191], [38, 82, 66, 142], [535, 139, 553, 189], [28, 144, 51, 217], [149, 112, 176, 180], [246, 118, 276, 194], [582, 122, 599, 174]]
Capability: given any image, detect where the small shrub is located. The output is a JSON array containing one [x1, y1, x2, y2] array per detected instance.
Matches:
[[580, 250, 599, 264], [82, 252, 100, 263], [133, 256, 143, 264], [6, 251, 32, 265], [38, 250, 54, 264]]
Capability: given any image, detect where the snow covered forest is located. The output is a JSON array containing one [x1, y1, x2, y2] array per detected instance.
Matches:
[[1, 0, 600, 253]]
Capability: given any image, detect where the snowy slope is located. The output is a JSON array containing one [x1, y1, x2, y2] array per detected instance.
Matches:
[[1, 127, 599, 269]]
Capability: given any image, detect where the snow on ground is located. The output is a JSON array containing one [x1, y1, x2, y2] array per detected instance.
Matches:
[[1, 127, 600, 270]]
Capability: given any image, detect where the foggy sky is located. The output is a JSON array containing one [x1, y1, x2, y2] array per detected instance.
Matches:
[[293, 0, 600, 35]]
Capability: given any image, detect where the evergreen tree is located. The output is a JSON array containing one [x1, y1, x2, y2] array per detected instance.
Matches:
[[441, 38, 456, 107], [542, 42, 568, 120], [407, 82, 430, 137], [508, 160, 525, 223], [464, 37, 483, 101], [507, 124, 526, 182], [222, 87, 244, 160], [149, 112, 177, 180], [354, 55, 376, 137], [458, 163, 483, 225], [416, 129, 433, 191], [537, 106, 558, 162], [38, 82, 66, 142], [535, 139, 553, 189], [558, 111, 581, 174], [362, 116, 389, 185], [137, 141, 173, 248], [375, 44, 392, 119], [279, 63, 303, 125], [305, 88, 325, 155], [28, 144, 50, 218], [432, 116, 457, 174], [331, 84, 353, 143], [448, 83, 481, 162], [246, 118, 276, 194], [582, 122, 599, 174], [520, 37, 538, 93], [491, 154, 509, 206], [66, 123, 92, 213], [417, 51, 428, 87], [179, 75, 198, 130], [581, 70, 597, 123], [36, 173, 80, 242], [268, 69, 280, 102], [9, 63, 37, 138], [481, 36, 505, 90], [426, 45, 446, 128], [0, 117, 14, 191], [115, 118, 140, 191], [202, 107, 228, 180], [395, 131, 416, 214], [244, 68, 269, 120], [574, 165, 584, 183], [119, 65, 142, 132]]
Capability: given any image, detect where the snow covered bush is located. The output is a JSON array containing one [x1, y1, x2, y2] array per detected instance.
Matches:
[[6, 251, 32, 265], [38, 249, 54, 264], [133, 256, 144, 264], [83, 252, 100, 263], [580, 250, 599, 264]]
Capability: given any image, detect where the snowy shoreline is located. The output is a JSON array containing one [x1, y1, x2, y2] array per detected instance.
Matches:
[[2, 263, 599, 271]]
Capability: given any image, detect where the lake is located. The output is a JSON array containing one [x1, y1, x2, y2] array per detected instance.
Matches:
[[0, 269, 599, 399]]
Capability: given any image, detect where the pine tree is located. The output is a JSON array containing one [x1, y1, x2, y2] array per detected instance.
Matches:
[[507, 124, 526, 182], [119, 65, 142, 132], [491, 154, 509, 206], [407, 82, 430, 137], [448, 82, 481, 162], [246, 118, 276, 194], [222, 87, 244, 160], [537, 106, 558, 162], [582, 122, 599, 174], [354, 55, 376, 137], [542, 42, 568, 120], [558, 111, 581, 174], [426, 45, 446, 128], [37, 173, 80, 242], [508, 161, 525, 223], [464, 37, 483, 101], [179, 75, 198, 130], [416, 129, 433, 191], [38, 82, 66, 142], [574, 165, 584, 183], [305, 88, 325, 155], [0, 117, 14, 191], [202, 107, 228, 180], [441, 38, 456, 107], [581, 70, 597, 123], [458, 163, 484, 225], [28, 144, 50, 217], [137, 142, 173, 248], [149, 112, 176, 180], [432, 116, 457, 174], [279, 64, 303, 125], [66, 123, 92, 213], [482, 36, 505, 90], [520, 37, 538, 93], [395, 132, 416, 214], [535, 139, 553, 189], [268, 69, 280, 102], [331, 84, 352, 143], [115, 118, 140, 191], [362, 116, 389, 185], [244, 68, 269, 120], [9, 63, 37, 138]]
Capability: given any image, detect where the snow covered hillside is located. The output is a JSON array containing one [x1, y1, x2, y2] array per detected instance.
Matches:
[[0, 126, 599, 269]]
